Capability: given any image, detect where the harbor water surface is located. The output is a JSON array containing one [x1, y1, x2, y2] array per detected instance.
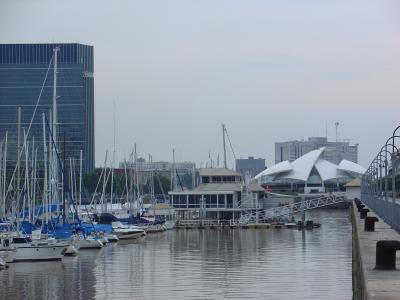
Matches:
[[0, 209, 352, 300]]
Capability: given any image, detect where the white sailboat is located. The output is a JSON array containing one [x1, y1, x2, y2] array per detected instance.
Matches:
[[72, 234, 103, 249]]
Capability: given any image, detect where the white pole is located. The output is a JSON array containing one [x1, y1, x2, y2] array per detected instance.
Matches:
[[79, 150, 83, 207], [72, 158, 77, 207], [101, 151, 108, 213], [23, 129, 29, 222], [30, 136, 35, 207], [42, 113, 48, 224], [17, 107, 21, 204], [2, 132, 7, 217], [69, 158, 74, 202], [52, 47, 59, 206], [222, 124, 227, 168], [48, 110, 52, 209], [172, 149, 176, 191], [111, 101, 116, 210], [32, 148, 37, 222], [0, 140, 3, 217], [124, 158, 129, 210]]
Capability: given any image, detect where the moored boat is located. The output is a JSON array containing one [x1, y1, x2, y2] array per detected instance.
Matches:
[[112, 222, 146, 240], [72, 235, 103, 249], [64, 245, 79, 256], [12, 236, 68, 262]]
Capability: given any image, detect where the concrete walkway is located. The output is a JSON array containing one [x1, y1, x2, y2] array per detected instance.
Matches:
[[354, 203, 400, 299]]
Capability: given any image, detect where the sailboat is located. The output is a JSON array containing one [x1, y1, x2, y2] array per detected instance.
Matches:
[[0, 48, 73, 261]]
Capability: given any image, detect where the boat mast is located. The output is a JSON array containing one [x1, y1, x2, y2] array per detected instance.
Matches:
[[0, 139, 3, 218], [30, 136, 35, 222], [42, 113, 48, 224], [222, 124, 227, 168], [51, 47, 60, 208], [79, 150, 83, 207], [111, 101, 116, 210], [23, 129, 29, 222], [134, 143, 138, 215], [33, 148, 37, 223], [172, 149, 176, 191], [1, 132, 7, 217], [17, 107, 21, 204], [101, 151, 108, 213]]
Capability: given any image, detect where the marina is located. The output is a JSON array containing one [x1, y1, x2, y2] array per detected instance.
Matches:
[[1, 2, 399, 299], [0, 209, 352, 300]]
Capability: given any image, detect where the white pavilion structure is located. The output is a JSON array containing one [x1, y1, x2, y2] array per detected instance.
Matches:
[[255, 147, 366, 193]]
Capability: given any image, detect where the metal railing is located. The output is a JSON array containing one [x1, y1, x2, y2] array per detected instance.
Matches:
[[361, 126, 400, 232], [238, 193, 347, 225]]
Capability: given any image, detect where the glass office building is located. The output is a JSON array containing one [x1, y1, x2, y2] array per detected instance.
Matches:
[[0, 43, 94, 173]]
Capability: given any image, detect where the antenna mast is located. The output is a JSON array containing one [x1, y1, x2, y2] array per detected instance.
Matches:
[[335, 122, 339, 142], [222, 124, 227, 168]]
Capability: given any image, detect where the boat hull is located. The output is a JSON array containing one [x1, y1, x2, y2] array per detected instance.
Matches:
[[0, 249, 16, 263], [14, 245, 66, 262], [64, 245, 79, 256], [116, 231, 145, 240], [139, 224, 166, 233], [105, 234, 119, 242], [74, 239, 103, 249]]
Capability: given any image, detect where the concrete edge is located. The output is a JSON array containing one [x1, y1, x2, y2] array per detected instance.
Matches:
[[352, 203, 366, 300]]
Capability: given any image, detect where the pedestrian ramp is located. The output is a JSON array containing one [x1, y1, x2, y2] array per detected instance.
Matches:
[[238, 193, 348, 225]]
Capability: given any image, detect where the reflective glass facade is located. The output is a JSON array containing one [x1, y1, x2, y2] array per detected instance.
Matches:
[[0, 43, 94, 172]]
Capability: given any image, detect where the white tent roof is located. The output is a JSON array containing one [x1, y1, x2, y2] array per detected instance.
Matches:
[[279, 148, 325, 181], [337, 160, 367, 175], [314, 159, 346, 181], [254, 160, 292, 179], [256, 147, 365, 183]]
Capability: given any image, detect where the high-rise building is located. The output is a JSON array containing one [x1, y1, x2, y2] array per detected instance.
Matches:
[[235, 156, 266, 178], [0, 43, 94, 172], [275, 137, 358, 165]]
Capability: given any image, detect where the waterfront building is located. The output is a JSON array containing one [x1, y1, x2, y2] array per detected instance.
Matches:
[[0, 43, 94, 172], [169, 168, 265, 220], [275, 137, 358, 165], [235, 156, 266, 178], [344, 178, 361, 200], [257, 147, 366, 193]]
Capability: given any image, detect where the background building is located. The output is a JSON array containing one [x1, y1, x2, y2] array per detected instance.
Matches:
[[0, 43, 94, 172], [235, 156, 266, 178], [275, 137, 358, 165]]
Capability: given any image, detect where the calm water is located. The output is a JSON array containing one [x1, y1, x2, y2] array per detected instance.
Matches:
[[0, 209, 352, 300]]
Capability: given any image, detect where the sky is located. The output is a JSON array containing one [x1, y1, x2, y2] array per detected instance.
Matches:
[[1, 0, 400, 168]]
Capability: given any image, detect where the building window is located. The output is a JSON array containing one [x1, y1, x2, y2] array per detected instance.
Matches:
[[227, 195, 233, 208]]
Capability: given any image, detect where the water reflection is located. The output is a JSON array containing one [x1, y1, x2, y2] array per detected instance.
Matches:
[[0, 209, 352, 300]]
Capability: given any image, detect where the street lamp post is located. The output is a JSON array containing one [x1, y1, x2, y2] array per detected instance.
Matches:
[[389, 130, 400, 230]]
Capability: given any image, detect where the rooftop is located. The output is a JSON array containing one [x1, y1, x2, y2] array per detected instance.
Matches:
[[198, 168, 240, 177]]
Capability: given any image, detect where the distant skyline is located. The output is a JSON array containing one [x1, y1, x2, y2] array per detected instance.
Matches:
[[1, 0, 400, 169]]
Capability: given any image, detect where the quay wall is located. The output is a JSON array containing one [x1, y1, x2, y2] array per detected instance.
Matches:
[[352, 205, 365, 300], [352, 202, 400, 299]]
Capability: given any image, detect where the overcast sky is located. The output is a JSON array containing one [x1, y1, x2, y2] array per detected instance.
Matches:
[[1, 0, 400, 168]]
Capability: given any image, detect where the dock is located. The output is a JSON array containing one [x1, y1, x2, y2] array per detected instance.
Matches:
[[353, 202, 400, 299]]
